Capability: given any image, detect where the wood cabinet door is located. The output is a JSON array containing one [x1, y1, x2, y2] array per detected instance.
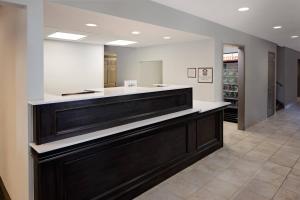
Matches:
[[196, 112, 223, 150]]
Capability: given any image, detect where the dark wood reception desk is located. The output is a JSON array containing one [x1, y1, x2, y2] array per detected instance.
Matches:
[[30, 86, 229, 200]]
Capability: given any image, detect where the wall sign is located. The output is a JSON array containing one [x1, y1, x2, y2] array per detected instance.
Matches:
[[187, 68, 197, 78], [198, 67, 213, 83], [223, 52, 238, 62]]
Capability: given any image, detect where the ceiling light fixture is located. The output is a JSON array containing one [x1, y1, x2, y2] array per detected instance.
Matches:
[[106, 40, 137, 46], [291, 35, 299, 39], [163, 36, 171, 40], [273, 26, 282, 29], [131, 31, 141, 35], [48, 32, 86, 41], [86, 23, 97, 27], [238, 7, 250, 12]]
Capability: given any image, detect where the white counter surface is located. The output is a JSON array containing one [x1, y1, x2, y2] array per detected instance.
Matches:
[[30, 100, 230, 154], [29, 85, 191, 105]]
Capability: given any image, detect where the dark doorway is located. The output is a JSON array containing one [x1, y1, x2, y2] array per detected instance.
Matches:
[[267, 52, 276, 117], [223, 45, 245, 130], [298, 60, 300, 97]]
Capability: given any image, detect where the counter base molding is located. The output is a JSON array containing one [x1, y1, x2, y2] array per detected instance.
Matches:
[[33, 110, 224, 200]]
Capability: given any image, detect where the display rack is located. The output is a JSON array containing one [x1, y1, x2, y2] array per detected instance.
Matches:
[[223, 53, 238, 123]]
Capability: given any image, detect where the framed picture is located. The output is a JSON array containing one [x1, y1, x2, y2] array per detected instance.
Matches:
[[187, 68, 197, 78], [198, 67, 213, 83]]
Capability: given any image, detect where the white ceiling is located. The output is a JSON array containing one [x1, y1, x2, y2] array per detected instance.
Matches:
[[151, 0, 300, 52], [44, 2, 208, 47]]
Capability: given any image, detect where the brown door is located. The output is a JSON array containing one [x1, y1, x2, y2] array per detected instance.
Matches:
[[238, 47, 245, 130], [268, 52, 276, 117], [104, 54, 117, 87], [298, 60, 300, 97]]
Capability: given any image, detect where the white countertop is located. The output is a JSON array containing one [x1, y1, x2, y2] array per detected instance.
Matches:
[[30, 100, 230, 154], [29, 85, 191, 105]]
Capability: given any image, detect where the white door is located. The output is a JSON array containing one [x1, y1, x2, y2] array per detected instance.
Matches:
[[139, 61, 163, 87]]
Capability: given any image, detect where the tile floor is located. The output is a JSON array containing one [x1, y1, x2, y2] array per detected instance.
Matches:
[[135, 104, 300, 200]]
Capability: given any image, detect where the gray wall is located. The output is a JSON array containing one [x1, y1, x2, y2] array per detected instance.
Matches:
[[55, 0, 277, 128], [277, 47, 300, 105]]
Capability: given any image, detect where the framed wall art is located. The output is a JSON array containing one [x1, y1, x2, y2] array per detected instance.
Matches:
[[187, 68, 197, 78], [198, 67, 213, 83]]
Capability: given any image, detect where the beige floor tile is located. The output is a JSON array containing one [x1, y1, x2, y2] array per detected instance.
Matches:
[[135, 185, 184, 200], [255, 142, 281, 155], [244, 178, 279, 199], [173, 168, 213, 189], [270, 150, 300, 167], [204, 178, 240, 199], [163, 181, 199, 198], [232, 188, 270, 200], [199, 154, 234, 172], [187, 188, 224, 200], [273, 187, 300, 200], [262, 161, 291, 176], [255, 169, 287, 187], [227, 141, 256, 156], [289, 167, 300, 180], [294, 160, 300, 170], [230, 158, 262, 176], [280, 146, 300, 155], [286, 138, 300, 149], [244, 150, 271, 163], [217, 167, 251, 185], [282, 176, 300, 194]]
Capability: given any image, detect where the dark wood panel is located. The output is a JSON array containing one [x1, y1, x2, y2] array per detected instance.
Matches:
[[64, 123, 188, 200], [33, 88, 192, 144], [33, 110, 225, 200], [196, 111, 223, 150], [0, 176, 11, 200]]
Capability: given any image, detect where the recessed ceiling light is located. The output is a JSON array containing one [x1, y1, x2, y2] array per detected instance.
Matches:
[[106, 40, 137, 46], [163, 36, 171, 40], [238, 7, 250, 12], [48, 32, 86, 41], [86, 23, 97, 27], [291, 35, 299, 39], [131, 31, 141, 35], [273, 26, 282, 29]]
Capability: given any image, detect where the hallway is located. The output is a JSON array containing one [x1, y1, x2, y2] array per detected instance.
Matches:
[[136, 104, 300, 200]]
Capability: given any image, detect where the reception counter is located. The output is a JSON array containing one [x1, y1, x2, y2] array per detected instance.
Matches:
[[30, 86, 229, 200]]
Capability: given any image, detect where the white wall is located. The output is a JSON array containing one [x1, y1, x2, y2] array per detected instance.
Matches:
[[0, 4, 28, 200], [0, 1, 44, 200], [44, 40, 104, 95], [138, 40, 215, 101], [59, 0, 277, 127], [105, 39, 215, 101]]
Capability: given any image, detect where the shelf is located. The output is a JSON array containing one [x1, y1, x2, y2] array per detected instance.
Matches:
[[224, 97, 238, 100], [224, 60, 238, 63], [223, 90, 238, 92], [224, 83, 238, 85]]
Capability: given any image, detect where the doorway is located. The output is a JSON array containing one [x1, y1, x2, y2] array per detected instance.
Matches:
[[267, 52, 276, 117], [138, 61, 163, 87], [104, 53, 117, 88], [298, 60, 300, 98], [223, 45, 245, 130]]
